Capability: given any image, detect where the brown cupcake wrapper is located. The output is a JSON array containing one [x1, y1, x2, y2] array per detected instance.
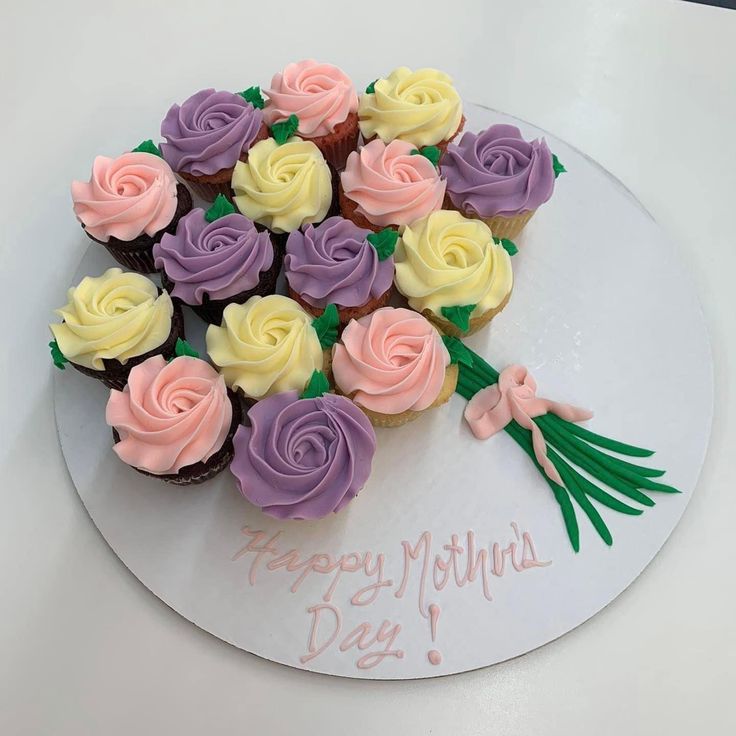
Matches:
[[160, 243, 283, 326], [111, 391, 242, 486], [306, 112, 360, 171], [337, 181, 384, 232], [69, 301, 185, 390], [85, 184, 193, 274], [288, 285, 393, 326], [175, 123, 270, 202], [361, 115, 466, 154]]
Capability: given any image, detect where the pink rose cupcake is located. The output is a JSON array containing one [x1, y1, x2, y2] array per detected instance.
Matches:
[[332, 307, 457, 428], [263, 60, 359, 170], [339, 139, 445, 232], [106, 353, 241, 485], [71, 143, 192, 273]]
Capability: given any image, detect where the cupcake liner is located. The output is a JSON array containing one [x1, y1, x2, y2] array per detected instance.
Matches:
[[342, 364, 458, 429], [337, 181, 383, 232], [479, 209, 536, 240], [177, 123, 270, 202], [422, 289, 513, 338], [160, 245, 283, 326], [69, 301, 185, 390], [85, 184, 193, 274], [307, 112, 360, 171], [111, 391, 242, 486], [361, 115, 466, 152], [288, 285, 393, 325]]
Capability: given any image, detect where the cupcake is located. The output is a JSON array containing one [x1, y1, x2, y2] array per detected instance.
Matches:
[[230, 386, 376, 519], [106, 354, 241, 486], [358, 67, 464, 150], [332, 307, 457, 428], [206, 294, 337, 401], [339, 140, 445, 231], [153, 195, 279, 325], [263, 60, 359, 170], [71, 144, 192, 273], [49, 268, 183, 390], [284, 216, 395, 324], [231, 137, 333, 236], [394, 210, 514, 337], [440, 124, 564, 240], [160, 88, 269, 201]]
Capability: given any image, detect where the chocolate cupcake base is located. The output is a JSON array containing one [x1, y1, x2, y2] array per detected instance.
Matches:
[[288, 286, 393, 326], [337, 181, 384, 232], [307, 112, 360, 171], [112, 392, 242, 486], [84, 184, 193, 274], [69, 302, 185, 390], [160, 245, 284, 326]]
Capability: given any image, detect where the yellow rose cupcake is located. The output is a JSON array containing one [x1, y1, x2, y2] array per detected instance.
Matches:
[[205, 294, 338, 401], [49, 268, 183, 390], [394, 210, 514, 337], [358, 67, 464, 150], [231, 135, 333, 235]]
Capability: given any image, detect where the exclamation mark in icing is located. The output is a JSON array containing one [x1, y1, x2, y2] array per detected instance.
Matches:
[[427, 603, 442, 665]]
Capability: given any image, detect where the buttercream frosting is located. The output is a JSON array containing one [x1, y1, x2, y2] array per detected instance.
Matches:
[[205, 294, 323, 398], [71, 152, 178, 242], [50, 268, 173, 370], [332, 307, 450, 414], [263, 60, 357, 138], [160, 88, 264, 176], [231, 390, 376, 519], [153, 209, 274, 304], [394, 210, 513, 316], [284, 216, 393, 309], [106, 355, 232, 475], [440, 124, 555, 218], [358, 67, 462, 147], [340, 140, 445, 227], [232, 138, 332, 233]]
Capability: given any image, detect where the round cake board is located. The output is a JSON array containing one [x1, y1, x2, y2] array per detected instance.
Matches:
[[54, 104, 713, 679]]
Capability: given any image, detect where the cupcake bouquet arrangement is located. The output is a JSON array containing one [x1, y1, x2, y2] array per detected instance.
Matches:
[[50, 61, 677, 550]]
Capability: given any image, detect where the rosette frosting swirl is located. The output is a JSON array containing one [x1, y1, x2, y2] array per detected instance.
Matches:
[[440, 124, 555, 218], [285, 216, 393, 309], [358, 67, 462, 147], [160, 89, 264, 176], [71, 152, 178, 242], [205, 294, 323, 398], [106, 355, 232, 475], [340, 139, 445, 227], [230, 390, 376, 519], [50, 268, 173, 370], [263, 60, 358, 138], [394, 210, 513, 316], [332, 307, 450, 414], [232, 138, 332, 233], [153, 209, 274, 304]]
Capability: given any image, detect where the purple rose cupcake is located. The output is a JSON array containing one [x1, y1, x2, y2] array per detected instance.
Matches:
[[440, 124, 565, 240], [284, 216, 395, 324], [160, 87, 269, 201], [153, 195, 279, 325], [230, 387, 376, 520]]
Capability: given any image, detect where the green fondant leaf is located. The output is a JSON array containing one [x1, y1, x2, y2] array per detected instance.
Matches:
[[440, 304, 476, 333], [205, 194, 236, 223], [365, 80, 377, 94], [174, 338, 199, 359], [366, 228, 398, 261], [493, 236, 518, 256], [238, 85, 265, 109], [441, 335, 474, 368], [301, 370, 330, 399], [270, 114, 299, 145], [132, 139, 162, 157], [410, 145, 441, 167], [312, 303, 339, 349], [552, 153, 566, 178], [49, 340, 68, 370]]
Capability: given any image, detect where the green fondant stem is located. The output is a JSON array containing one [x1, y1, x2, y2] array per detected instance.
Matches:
[[544, 413, 654, 457]]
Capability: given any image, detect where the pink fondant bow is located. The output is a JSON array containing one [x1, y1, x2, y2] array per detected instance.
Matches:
[[464, 365, 593, 485]]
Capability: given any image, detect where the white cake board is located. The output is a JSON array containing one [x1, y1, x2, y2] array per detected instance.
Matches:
[[53, 105, 713, 679]]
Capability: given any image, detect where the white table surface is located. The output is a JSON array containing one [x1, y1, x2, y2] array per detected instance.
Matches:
[[1, 0, 734, 733]]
